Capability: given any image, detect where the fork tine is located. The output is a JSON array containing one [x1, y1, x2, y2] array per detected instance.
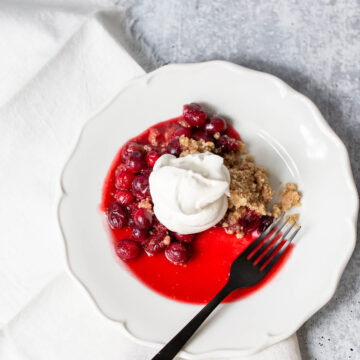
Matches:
[[242, 212, 285, 259], [249, 217, 289, 262], [256, 222, 296, 268], [262, 226, 301, 272]]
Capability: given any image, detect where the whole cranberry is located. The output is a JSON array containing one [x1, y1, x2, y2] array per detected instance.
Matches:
[[183, 103, 207, 127], [204, 116, 227, 134], [216, 135, 239, 153], [126, 202, 139, 215], [132, 174, 150, 199], [115, 239, 141, 260], [115, 171, 135, 189], [107, 202, 127, 229], [259, 215, 274, 232], [115, 189, 135, 205], [141, 168, 153, 177], [133, 208, 153, 229], [167, 137, 182, 157], [173, 232, 195, 243], [192, 130, 213, 143], [132, 227, 149, 242], [146, 151, 160, 167], [126, 151, 146, 173], [240, 212, 262, 234], [143, 231, 169, 255], [122, 142, 145, 161], [153, 219, 169, 233], [165, 242, 190, 265], [171, 126, 191, 139]]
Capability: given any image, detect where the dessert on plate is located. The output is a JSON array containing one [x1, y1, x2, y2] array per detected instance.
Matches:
[[101, 103, 301, 303]]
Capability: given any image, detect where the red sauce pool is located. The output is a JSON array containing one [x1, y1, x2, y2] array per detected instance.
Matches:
[[101, 117, 293, 304]]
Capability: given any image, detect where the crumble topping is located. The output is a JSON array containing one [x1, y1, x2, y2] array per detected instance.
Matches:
[[272, 183, 301, 224], [213, 132, 221, 140], [138, 199, 154, 214], [227, 155, 273, 215], [179, 136, 302, 234], [179, 135, 215, 156], [163, 235, 171, 246], [148, 128, 161, 147]]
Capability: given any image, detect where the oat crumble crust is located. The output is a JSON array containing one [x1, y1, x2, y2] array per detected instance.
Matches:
[[179, 135, 302, 234], [179, 135, 215, 155], [272, 183, 301, 224]]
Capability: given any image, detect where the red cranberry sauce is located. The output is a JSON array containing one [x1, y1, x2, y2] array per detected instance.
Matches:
[[101, 104, 291, 304]]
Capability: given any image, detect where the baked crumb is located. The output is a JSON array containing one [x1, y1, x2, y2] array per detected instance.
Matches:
[[138, 199, 154, 214], [272, 183, 301, 218], [213, 132, 221, 139], [148, 128, 161, 147], [286, 214, 300, 225], [280, 183, 301, 210], [227, 155, 273, 214], [179, 135, 215, 156], [163, 235, 171, 246], [238, 141, 247, 155]]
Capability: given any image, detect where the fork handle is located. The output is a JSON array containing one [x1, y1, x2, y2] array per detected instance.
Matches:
[[151, 282, 234, 360]]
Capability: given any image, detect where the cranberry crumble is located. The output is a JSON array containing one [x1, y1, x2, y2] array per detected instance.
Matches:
[[103, 103, 301, 265], [101, 103, 301, 303]]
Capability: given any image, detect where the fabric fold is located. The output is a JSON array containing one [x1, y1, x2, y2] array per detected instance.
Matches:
[[0, 3, 301, 359]]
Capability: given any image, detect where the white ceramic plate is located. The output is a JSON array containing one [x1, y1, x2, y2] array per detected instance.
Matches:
[[58, 61, 358, 358]]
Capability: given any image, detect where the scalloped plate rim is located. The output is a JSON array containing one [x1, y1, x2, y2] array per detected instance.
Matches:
[[58, 61, 358, 359]]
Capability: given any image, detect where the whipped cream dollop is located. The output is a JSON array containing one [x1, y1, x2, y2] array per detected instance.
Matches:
[[149, 152, 230, 234]]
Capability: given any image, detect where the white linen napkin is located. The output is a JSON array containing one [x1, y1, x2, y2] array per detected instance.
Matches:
[[0, 2, 301, 359]]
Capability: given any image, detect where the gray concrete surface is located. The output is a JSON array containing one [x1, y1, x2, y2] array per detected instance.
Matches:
[[125, 1, 360, 359]]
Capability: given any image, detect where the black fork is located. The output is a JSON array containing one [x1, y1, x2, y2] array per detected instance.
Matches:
[[151, 212, 301, 360]]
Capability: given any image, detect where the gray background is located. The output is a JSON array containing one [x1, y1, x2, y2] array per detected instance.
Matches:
[[125, 0, 360, 359]]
